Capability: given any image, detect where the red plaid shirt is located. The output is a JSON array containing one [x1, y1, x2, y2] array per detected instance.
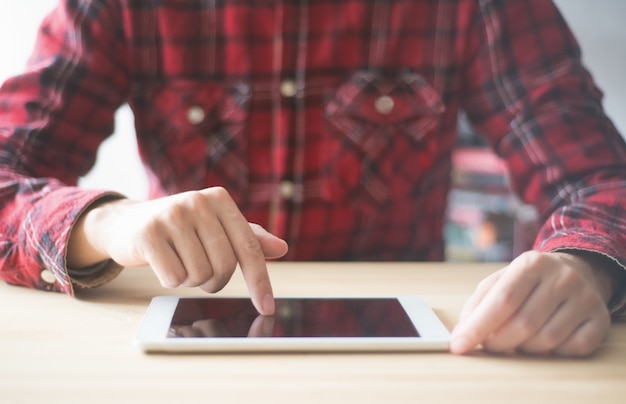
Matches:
[[1, 0, 626, 310]]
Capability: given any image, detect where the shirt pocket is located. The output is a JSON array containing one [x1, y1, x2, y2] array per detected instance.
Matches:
[[133, 79, 251, 200], [322, 70, 445, 213]]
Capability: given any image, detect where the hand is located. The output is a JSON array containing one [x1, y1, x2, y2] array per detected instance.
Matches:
[[450, 251, 613, 357], [67, 187, 288, 315]]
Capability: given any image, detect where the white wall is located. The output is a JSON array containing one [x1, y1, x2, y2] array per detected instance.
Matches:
[[0, 0, 147, 199], [553, 0, 626, 141], [1, 0, 625, 200]]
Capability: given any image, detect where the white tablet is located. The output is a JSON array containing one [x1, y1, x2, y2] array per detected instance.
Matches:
[[134, 296, 450, 353]]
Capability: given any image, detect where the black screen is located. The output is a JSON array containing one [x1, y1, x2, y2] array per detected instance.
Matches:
[[167, 297, 420, 338]]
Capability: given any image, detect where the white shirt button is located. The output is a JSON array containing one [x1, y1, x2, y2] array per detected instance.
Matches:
[[375, 95, 395, 115], [279, 180, 295, 200], [40, 269, 56, 284], [186, 106, 206, 124], [280, 80, 297, 97]]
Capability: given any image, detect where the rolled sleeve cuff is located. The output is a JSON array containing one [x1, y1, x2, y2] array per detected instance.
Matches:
[[67, 259, 124, 289]]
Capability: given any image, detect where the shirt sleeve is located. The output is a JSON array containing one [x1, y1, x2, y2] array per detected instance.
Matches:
[[0, 0, 129, 295], [459, 0, 626, 314]]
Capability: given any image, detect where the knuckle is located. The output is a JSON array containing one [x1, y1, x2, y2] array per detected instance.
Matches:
[[216, 257, 238, 275], [515, 317, 540, 339], [535, 329, 562, 350], [493, 288, 519, 314], [240, 234, 264, 257], [200, 273, 230, 293], [161, 202, 187, 223], [551, 271, 582, 297], [199, 262, 236, 293], [183, 266, 213, 287], [183, 191, 205, 210], [205, 186, 231, 202], [141, 218, 166, 238], [559, 266, 583, 286], [516, 250, 543, 269], [199, 282, 219, 293], [475, 276, 494, 293], [161, 271, 186, 288]]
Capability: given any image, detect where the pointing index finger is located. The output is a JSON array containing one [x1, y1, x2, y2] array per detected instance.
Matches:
[[450, 262, 540, 354], [226, 225, 275, 315], [211, 192, 275, 315]]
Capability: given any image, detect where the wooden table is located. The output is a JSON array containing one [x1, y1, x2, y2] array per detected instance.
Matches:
[[1, 262, 624, 403]]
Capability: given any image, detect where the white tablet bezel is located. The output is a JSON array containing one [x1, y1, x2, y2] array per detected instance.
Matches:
[[134, 295, 450, 353]]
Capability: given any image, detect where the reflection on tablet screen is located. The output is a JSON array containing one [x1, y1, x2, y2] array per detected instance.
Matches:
[[168, 298, 420, 338]]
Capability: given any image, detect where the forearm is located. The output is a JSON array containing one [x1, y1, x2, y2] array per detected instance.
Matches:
[[67, 196, 128, 269]]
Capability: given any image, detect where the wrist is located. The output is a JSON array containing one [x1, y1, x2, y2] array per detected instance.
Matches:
[[67, 196, 127, 268], [557, 249, 624, 305]]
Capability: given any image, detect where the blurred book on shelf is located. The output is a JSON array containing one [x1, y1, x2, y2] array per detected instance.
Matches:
[[445, 114, 538, 262]]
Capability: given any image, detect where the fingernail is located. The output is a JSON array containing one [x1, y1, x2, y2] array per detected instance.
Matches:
[[262, 294, 275, 315]]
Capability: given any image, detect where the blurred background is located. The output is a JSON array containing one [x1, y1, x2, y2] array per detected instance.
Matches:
[[1, 0, 625, 206]]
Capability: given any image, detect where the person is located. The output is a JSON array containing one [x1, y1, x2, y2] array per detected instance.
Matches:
[[0, 0, 625, 358]]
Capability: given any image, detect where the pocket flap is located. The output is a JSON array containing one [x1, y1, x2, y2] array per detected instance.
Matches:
[[139, 79, 251, 131], [325, 70, 445, 126]]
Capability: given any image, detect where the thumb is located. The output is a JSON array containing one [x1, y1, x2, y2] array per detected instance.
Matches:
[[250, 223, 289, 259]]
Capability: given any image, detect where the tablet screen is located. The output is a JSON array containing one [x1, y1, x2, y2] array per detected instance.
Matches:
[[167, 297, 420, 338]]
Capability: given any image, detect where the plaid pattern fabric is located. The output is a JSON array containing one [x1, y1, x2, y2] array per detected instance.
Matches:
[[1, 0, 626, 310]]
